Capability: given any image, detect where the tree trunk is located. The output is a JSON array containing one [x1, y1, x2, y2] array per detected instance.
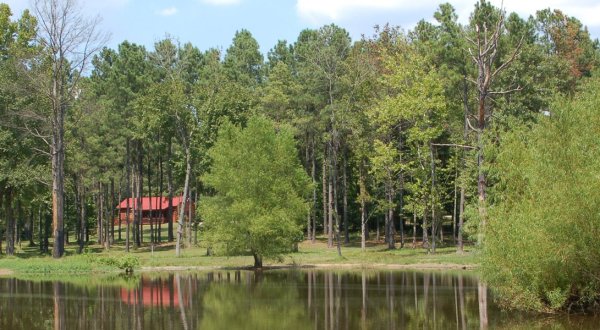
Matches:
[[136, 142, 143, 247], [412, 206, 417, 249], [396, 128, 405, 249], [136, 141, 144, 247], [305, 136, 312, 242], [387, 187, 395, 250], [38, 205, 43, 252], [0, 193, 2, 255], [126, 139, 131, 252], [477, 128, 486, 244], [158, 153, 163, 243], [44, 208, 50, 254], [16, 199, 22, 248], [117, 182, 122, 242], [430, 143, 437, 254], [453, 162, 458, 244], [458, 76, 469, 254], [384, 206, 389, 244], [327, 160, 334, 249], [253, 252, 263, 268], [187, 187, 193, 247], [360, 197, 366, 252], [311, 140, 317, 243], [110, 178, 115, 244], [104, 183, 110, 250], [167, 138, 174, 242], [342, 151, 349, 244], [398, 179, 404, 249], [51, 102, 65, 258], [176, 144, 192, 257], [148, 157, 154, 244], [4, 189, 14, 256], [80, 182, 86, 253], [458, 186, 465, 253], [97, 183, 103, 245], [332, 144, 342, 257], [423, 203, 429, 251], [322, 150, 328, 237], [194, 190, 198, 245], [131, 164, 137, 249], [376, 215, 380, 242], [359, 160, 367, 252], [28, 205, 35, 246]]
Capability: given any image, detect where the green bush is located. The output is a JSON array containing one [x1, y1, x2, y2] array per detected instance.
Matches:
[[483, 76, 600, 312], [94, 255, 140, 274]]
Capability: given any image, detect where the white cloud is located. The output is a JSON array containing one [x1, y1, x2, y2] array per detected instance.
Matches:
[[202, 0, 241, 6], [296, 0, 427, 22], [488, 0, 600, 27], [296, 0, 600, 32], [157, 7, 178, 16]]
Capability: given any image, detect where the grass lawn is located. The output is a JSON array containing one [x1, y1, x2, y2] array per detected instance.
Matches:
[[0, 227, 477, 275]]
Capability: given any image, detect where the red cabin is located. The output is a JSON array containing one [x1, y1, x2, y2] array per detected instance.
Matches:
[[115, 196, 195, 225]]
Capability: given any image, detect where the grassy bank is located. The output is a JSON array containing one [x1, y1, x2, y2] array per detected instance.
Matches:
[[0, 234, 477, 275]]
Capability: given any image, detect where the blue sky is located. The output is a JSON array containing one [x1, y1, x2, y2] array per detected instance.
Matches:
[[5, 0, 600, 55]]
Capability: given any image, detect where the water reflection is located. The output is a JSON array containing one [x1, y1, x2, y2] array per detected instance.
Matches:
[[0, 270, 597, 329]]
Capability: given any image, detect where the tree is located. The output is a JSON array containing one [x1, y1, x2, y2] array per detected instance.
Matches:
[[31, 0, 107, 258], [224, 29, 263, 86], [340, 37, 380, 251], [367, 31, 447, 251], [295, 24, 351, 252], [90, 41, 153, 250], [535, 9, 598, 82], [483, 75, 600, 312], [202, 116, 310, 268], [465, 1, 522, 238], [0, 4, 43, 256]]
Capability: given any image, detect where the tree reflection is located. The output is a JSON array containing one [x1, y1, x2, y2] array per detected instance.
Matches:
[[1, 270, 594, 329], [53, 281, 65, 330]]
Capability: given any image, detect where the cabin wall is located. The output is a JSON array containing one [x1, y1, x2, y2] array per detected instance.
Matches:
[[115, 203, 195, 225]]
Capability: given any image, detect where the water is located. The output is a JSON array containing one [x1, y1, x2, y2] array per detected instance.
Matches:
[[0, 270, 597, 329]]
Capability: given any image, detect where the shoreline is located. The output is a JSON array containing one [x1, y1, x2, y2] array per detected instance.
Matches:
[[0, 269, 13, 276], [0, 262, 476, 277], [140, 263, 477, 272]]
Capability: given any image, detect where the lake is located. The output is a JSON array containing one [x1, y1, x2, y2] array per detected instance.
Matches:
[[0, 270, 597, 329]]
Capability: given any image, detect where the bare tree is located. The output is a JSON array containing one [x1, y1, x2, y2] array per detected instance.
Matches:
[[466, 9, 522, 235], [32, 0, 107, 258]]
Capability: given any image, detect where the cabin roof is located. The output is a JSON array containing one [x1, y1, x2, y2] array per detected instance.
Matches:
[[117, 196, 183, 211]]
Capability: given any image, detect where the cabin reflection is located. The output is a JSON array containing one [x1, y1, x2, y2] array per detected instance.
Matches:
[[120, 277, 187, 308]]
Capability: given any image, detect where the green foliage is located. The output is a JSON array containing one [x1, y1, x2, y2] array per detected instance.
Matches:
[[224, 29, 264, 85], [202, 116, 311, 263], [483, 75, 600, 312], [93, 255, 140, 273]]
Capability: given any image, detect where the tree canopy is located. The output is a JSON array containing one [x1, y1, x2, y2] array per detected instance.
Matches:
[[482, 74, 600, 312], [201, 116, 311, 267]]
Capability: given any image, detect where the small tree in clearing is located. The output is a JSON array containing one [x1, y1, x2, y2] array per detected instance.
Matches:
[[201, 116, 311, 268]]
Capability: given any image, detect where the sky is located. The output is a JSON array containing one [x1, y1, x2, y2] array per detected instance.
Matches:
[[4, 0, 600, 55]]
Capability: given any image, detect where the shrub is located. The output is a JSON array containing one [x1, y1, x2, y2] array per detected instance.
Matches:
[[483, 76, 600, 312]]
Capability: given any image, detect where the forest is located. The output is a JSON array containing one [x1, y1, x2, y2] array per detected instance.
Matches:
[[1, 0, 599, 311]]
